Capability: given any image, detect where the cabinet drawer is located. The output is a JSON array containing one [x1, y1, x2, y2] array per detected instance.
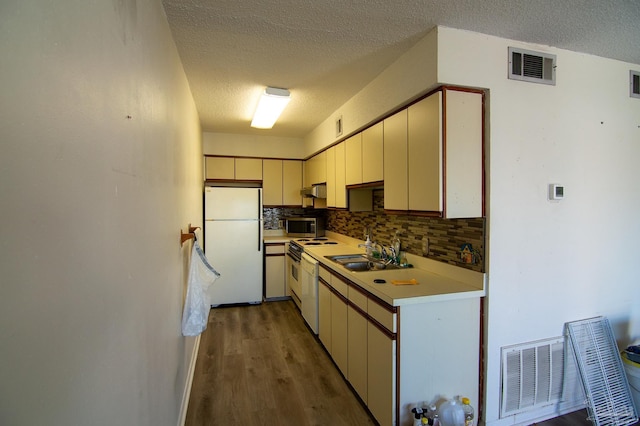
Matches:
[[331, 274, 349, 298], [348, 285, 368, 312], [265, 243, 285, 254], [368, 300, 396, 333], [319, 266, 332, 283]]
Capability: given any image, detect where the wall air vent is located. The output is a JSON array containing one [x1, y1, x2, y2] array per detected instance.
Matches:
[[631, 70, 640, 98], [335, 115, 343, 137], [509, 47, 556, 85], [500, 337, 566, 418]]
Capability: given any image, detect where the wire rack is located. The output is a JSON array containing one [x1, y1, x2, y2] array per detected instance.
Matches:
[[565, 316, 639, 426]]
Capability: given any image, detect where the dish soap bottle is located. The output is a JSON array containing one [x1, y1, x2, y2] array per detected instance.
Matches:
[[391, 231, 401, 264], [362, 227, 374, 258]]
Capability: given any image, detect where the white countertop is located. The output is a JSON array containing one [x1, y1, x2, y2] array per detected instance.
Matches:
[[302, 240, 485, 307]]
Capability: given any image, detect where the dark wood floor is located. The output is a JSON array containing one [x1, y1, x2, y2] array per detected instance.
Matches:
[[185, 300, 376, 426], [533, 409, 591, 425], [186, 300, 639, 426], [534, 409, 640, 426]]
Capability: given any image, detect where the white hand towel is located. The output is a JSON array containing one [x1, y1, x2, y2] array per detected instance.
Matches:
[[181, 240, 220, 336]]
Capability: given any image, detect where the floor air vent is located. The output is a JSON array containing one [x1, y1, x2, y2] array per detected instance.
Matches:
[[508, 47, 556, 85], [500, 337, 565, 418]]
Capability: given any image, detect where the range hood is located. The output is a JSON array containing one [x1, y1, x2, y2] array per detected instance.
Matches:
[[300, 184, 327, 198]]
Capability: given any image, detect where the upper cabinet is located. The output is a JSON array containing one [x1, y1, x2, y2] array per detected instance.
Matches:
[[325, 142, 347, 209], [334, 142, 347, 208], [206, 156, 301, 207], [384, 88, 483, 218], [383, 109, 408, 210], [361, 122, 384, 183], [345, 133, 363, 186], [345, 122, 383, 187], [205, 156, 262, 181], [304, 151, 326, 187], [263, 159, 302, 207], [282, 160, 303, 206], [325, 145, 336, 206]]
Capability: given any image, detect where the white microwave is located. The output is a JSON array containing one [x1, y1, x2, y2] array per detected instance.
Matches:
[[285, 217, 325, 238]]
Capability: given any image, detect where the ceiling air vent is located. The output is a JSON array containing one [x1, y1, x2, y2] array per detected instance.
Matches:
[[631, 70, 640, 98], [508, 47, 556, 85]]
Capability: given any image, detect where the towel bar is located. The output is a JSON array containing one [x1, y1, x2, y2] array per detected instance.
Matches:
[[180, 224, 200, 245]]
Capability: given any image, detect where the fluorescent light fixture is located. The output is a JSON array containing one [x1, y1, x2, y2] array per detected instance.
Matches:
[[251, 87, 291, 129]]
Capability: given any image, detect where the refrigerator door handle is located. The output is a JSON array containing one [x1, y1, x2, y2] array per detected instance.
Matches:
[[258, 190, 262, 252]]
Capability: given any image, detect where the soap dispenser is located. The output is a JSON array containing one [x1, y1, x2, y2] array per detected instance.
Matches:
[[391, 231, 401, 264], [363, 227, 374, 258]]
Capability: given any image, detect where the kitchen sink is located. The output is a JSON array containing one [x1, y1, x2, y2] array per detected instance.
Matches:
[[325, 254, 401, 272]]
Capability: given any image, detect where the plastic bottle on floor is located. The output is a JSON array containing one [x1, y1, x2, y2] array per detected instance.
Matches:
[[461, 397, 474, 426], [439, 396, 465, 426]]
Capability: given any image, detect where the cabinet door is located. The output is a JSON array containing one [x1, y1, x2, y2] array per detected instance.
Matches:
[[408, 92, 442, 211], [315, 151, 327, 184], [331, 292, 348, 376], [348, 306, 368, 404], [205, 157, 235, 180], [383, 109, 408, 210], [325, 146, 336, 207], [282, 160, 302, 206], [444, 90, 483, 218], [335, 142, 347, 208], [345, 133, 362, 186], [262, 159, 283, 206], [367, 322, 396, 426], [235, 158, 263, 180], [265, 245, 285, 298], [362, 122, 384, 183], [318, 280, 332, 352]]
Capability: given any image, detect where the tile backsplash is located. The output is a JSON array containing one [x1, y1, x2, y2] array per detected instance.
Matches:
[[263, 207, 306, 230], [327, 190, 485, 272], [264, 190, 485, 272]]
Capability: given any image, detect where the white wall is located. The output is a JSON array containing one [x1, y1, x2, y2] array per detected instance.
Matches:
[[437, 27, 640, 425], [203, 132, 306, 159], [0, 1, 202, 425]]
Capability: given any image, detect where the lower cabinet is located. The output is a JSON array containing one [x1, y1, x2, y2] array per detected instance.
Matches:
[[319, 265, 397, 425], [318, 279, 332, 352], [264, 243, 286, 299], [367, 321, 395, 426], [317, 264, 480, 426], [331, 291, 349, 376], [347, 305, 368, 403]]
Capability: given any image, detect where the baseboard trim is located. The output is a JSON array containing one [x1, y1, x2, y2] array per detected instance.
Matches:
[[178, 334, 201, 426]]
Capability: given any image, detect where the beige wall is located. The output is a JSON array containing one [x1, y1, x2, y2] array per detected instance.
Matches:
[[0, 1, 202, 425], [203, 132, 305, 159], [303, 28, 439, 156]]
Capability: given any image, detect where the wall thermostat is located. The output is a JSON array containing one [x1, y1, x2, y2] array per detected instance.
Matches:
[[548, 184, 564, 200]]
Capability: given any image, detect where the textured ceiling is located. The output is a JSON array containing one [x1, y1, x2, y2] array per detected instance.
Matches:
[[162, 0, 640, 138]]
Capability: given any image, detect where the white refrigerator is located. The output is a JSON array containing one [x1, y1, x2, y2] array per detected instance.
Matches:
[[204, 186, 263, 306]]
